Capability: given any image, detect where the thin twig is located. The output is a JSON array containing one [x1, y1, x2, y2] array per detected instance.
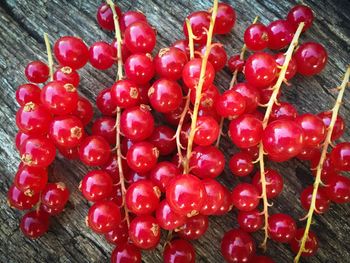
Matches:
[[44, 33, 54, 81]]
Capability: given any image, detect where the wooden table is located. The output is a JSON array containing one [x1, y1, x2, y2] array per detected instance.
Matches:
[[0, 0, 349, 262]]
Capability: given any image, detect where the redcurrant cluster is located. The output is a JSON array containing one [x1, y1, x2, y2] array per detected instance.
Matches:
[[8, 0, 350, 262]]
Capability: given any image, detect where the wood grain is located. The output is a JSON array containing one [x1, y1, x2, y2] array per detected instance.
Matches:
[[0, 0, 349, 262]]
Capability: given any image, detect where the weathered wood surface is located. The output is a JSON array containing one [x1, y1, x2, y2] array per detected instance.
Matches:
[[0, 0, 349, 262]]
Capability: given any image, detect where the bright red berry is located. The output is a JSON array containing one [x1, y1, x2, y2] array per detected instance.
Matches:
[[200, 178, 225, 215], [267, 20, 294, 50], [163, 239, 195, 263], [178, 214, 209, 240], [287, 5, 314, 32], [124, 53, 155, 84], [129, 215, 161, 250], [81, 170, 113, 202], [96, 2, 122, 31], [110, 79, 140, 109], [91, 117, 116, 145], [300, 185, 330, 214], [156, 199, 186, 230], [229, 152, 254, 177], [16, 83, 41, 106], [270, 101, 298, 121], [231, 183, 260, 211], [149, 161, 180, 192], [73, 96, 93, 125], [41, 182, 69, 212], [244, 23, 269, 51], [268, 213, 297, 243], [330, 142, 350, 171], [20, 210, 50, 239], [324, 175, 350, 203], [7, 184, 39, 210], [155, 47, 188, 80], [53, 66, 80, 87], [126, 142, 159, 173], [182, 58, 215, 90], [79, 135, 111, 166], [214, 3, 236, 34], [252, 169, 284, 199], [183, 11, 211, 44], [20, 137, 56, 168], [119, 10, 147, 32], [14, 165, 48, 194], [290, 228, 318, 257], [317, 111, 344, 141], [295, 113, 326, 147], [148, 126, 176, 156], [124, 22, 156, 54], [25, 61, 49, 83], [237, 209, 263, 233], [111, 243, 141, 263], [89, 41, 115, 70], [215, 90, 246, 118], [231, 82, 260, 113], [193, 116, 219, 146], [105, 221, 128, 246]]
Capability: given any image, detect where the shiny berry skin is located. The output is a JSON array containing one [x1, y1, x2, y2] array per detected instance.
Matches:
[[111, 40, 131, 63], [120, 105, 155, 141], [189, 145, 225, 179], [215, 90, 246, 118], [7, 185, 39, 210], [53, 66, 80, 87], [16, 102, 52, 136], [231, 82, 260, 113], [110, 79, 140, 109], [267, 20, 294, 50], [41, 81, 78, 115], [251, 256, 275, 263], [317, 111, 344, 141], [148, 79, 183, 113], [229, 114, 263, 148], [237, 209, 263, 233], [20, 137, 56, 168], [163, 99, 191, 126], [125, 170, 149, 185], [324, 175, 350, 203], [190, 84, 219, 109], [96, 88, 117, 116], [171, 39, 190, 59], [311, 154, 339, 183], [274, 53, 297, 80], [15, 132, 30, 150], [155, 47, 188, 80], [156, 199, 186, 230], [178, 214, 208, 240], [150, 161, 180, 192], [262, 120, 304, 161], [270, 101, 297, 121], [92, 117, 116, 145], [213, 186, 233, 215], [252, 169, 284, 199], [89, 41, 115, 70], [124, 22, 156, 54], [244, 52, 277, 88], [14, 165, 48, 194], [214, 3, 236, 34], [25, 60, 49, 83], [120, 10, 147, 32], [16, 83, 41, 106], [244, 23, 269, 51], [148, 126, 176, 156], [221, 229, 256, 263], [229, 152, 253, 177], [41, 182, 69, 210], [57, 146, 79, 160], [300, 185, 330, 214], [126, 142, 159, 173], [268, 213, 296, 243], [53, 36, 89, 69], [297, 146, 320, 161], [111, 243, 141, 263], [287, 5, 314, 32], [295, 113, 326, 147], [182, 58, 215, 90], [194, 116, 219, 146], [126, 180, 160, 215], [96, 2, 122, 31], [129, 215, 161, 250], [231, 183, 259, 212], [88, 200, 121, 234], [163, 239, 195, 263], [183, 11, 211, 44], [81, 170, 113, 202], [124, 53, 155, 84], [20, 210, 49, 239], [79, 135, 111, 166], [259, 87, 281, 105], [199, 43, 227, 71], [200, 179, 225, 215], [166, 174, 206, 216], [330, 142, 350, 171], [227, 55, 245, 72], [294, 42, 328, 76], [49, 116, 84, 148], [73, 96, 93, 125], [105, 221, 128, 246], [290, 228, 318, 257]]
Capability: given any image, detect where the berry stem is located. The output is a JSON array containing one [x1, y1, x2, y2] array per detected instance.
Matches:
[[184, 0, 218, 174], [185, 19, 195, 59], [258, 22, 305, 251], [216, 16, 259, 147], [106, 0, 129, 228], [294, 66, 350, 263], [44, 33, 54, 81]]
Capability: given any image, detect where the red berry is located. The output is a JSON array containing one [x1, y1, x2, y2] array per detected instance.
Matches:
[[287, 5, 314, 32], [155, 47, 188, 80], [182, 58, 215, 90], [14, 165, 48, 194], [274, 53, 297, 80], [57, 146, 80, 160], [318, 111, 344, 141], [25, 61, 49, 83], [163, 239, 195, 263], [79, 135, 111, 166], [96, 88, 117, 116], [129, 215, 161, 249], [237, 209, 263, 233], [183, 11, 211, 44], [178, 214, 209, 240], [73, 96, 93, 125], [20, 210, 49, 238], [324, 175, 350, 203], [294, 42, 328, 76], [231, 82, 260, 113], [89, 41, 115, 70], [229, 152, 254, 177], [91, 117, 116, 145], [81, 170, 113, 202], [244, 23, 269, 51], [171, 39, 190, 59], [96, 2, 122, 31], [268, 213, 296, 243], [270, 102, 298, 121], [41, 182, 69, 212], [126, 142, 159, 173], [215, 90, 246, 118], [148, 126, 176, 156], [244, 52, 277, 88], [7, 184, 39, 210], [105, 221, 128, 246], [214, 3, 236, 34], [111, 243, 141, 263], [231, 183, 260, 211], [252, 169, 284, 199], [295, 113, 326, 147], [156, 199, 186, 230], [125, 170, 149, 185], [111, 80, 140, 109], [54, 66, 80, 87], [300, 185, 330, 214], [193, 116, 219, 146], [124, 22, 156, 54], [290, 228, 318, 257], [111, 40, 131, 62], [200, 178, 225, 215], [227, 55, 245, 72], [221, 229, 256, 263], [149, 161, 180, 192], [16, 83, 41, 106], [251, 255, 275, 263], [53, 36, 89, 69], [330, 142, 350, 171], [125, 53, 155, 84], [20, 137, 56, 168], [166, 174, 206, 216], [119, 10, 147, 32], [267, 20, 294, 50], [229, 114, 263, 148], [199, 43, 227, 71], [87, 200, 121, 234]]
